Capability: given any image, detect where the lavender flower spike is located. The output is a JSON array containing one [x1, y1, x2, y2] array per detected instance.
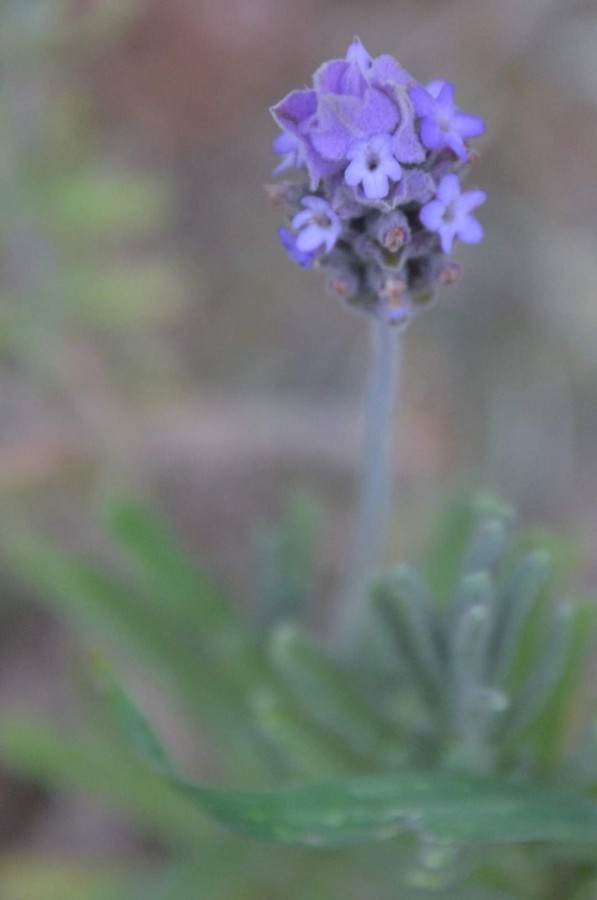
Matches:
[[268, 38, 486, 328], [267, 40, 487, 649], [420, 174, 487, 254]]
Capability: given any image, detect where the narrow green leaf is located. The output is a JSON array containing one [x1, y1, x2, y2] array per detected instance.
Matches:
[[0, 721, 207, 847], [104, 498, 236, 638], [251, 689, 359, 778], [449, 688, 510, 764], [268, 624, 406, 768], [105, 499, 269, 691], [423, 496, 477, 604], [565, 719, 597, 791], [7, 539, 190, 665], [92, 661, 176, 780], [463, 519, 510, 576], [529, 600, 596, 770], [449, 570, 495, 632], [5, 539, 265, 771], [502, 604, 574, 745], [424, 495, 512, 605], [374, 566, 445, 715], [102, 658, 355, 788], [254, 493, 321, 631], [178, 773, 597, 848], [450, 592, 494, 729], [491, 550, 551, 684]]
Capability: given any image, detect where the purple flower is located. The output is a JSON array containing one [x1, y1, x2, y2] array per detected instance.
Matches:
[[271, 38, 421, 188], [291, 196, 341, 254], [410, 80, 485, 160], [271, 89, 336, 187], [272, 132, 303, 176], [344, 133, 402, 200], [279, 228, 315, 268], [420, 174, 487, 253], [309, 66, 398, 163]]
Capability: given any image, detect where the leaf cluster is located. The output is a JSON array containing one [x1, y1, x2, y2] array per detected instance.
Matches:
[[1, 495, 597, 898]]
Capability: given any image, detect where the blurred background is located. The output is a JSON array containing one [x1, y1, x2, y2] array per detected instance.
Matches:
[[1, 0, 597, 894]]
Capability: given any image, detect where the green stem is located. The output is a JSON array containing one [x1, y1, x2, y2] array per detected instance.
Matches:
[[335, 318, 402, 652]]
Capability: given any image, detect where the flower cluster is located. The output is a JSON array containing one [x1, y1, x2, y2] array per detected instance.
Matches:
[[268, 38, 487, 327]]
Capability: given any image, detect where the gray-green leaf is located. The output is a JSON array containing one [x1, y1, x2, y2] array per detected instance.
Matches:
[[180, 773, 597, 848]]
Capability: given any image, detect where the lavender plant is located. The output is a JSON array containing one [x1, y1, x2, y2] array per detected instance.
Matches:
[[3, 36, 597, 900], [268, 38, 487, 649]]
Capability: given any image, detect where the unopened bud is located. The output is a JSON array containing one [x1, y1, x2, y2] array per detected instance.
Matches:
[[264, 182, 304, 209], [439, 262, 462, 286], [380, 275, 408, 304], [327, 268, 359, 299], [377, 275, 411, 326], [372, 211, 411, 254], [383, 225, 408, 253]]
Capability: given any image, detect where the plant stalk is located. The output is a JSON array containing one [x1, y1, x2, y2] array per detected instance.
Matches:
[[335, 318, 402, 652]]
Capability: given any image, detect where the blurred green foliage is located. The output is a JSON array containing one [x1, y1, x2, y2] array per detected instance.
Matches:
[[1, 495, 597, 899]]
